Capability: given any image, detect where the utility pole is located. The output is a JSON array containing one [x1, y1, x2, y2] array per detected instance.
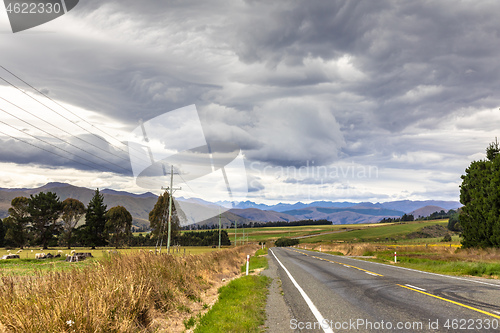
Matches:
[[234, 220, 237, 247], [218, 206, 221, 249], [161, 165, 181, 254]]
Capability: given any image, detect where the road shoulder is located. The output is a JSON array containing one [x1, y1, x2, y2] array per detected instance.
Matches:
[[262, 253, 298, 333]]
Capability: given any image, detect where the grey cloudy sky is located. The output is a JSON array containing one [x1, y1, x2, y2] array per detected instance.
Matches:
[[0, 0, 499, 204]]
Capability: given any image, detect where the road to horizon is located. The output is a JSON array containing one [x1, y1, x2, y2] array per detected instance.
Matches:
[[269, 247, 500, 332]]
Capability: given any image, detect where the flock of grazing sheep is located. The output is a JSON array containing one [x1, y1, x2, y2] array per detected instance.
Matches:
[[1, 249, 93, 261]]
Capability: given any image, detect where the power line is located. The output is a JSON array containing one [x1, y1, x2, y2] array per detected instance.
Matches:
[[0, 95, 133, 164], [0, 104, 131, 174], [0, 128, 98, 171], [0, 83, 137, 167], [0, 118, 128, 174], [0, 66, 150, 160]]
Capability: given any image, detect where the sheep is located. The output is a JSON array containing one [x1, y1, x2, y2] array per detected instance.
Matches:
[[35, 253, 46, 259]]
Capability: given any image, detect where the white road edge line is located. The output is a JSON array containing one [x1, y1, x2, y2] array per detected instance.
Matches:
[[297, 249, 500, 289], [405, 284, 426, 291], [270, 249, 334, 333], [365, 272, 378, 276]]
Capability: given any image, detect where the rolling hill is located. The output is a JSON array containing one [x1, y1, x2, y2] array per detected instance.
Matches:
[[0, 182, 462, 228]]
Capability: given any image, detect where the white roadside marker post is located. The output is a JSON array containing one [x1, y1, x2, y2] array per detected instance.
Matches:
[[394, 251, 397, 263], [246, 255, 250, 276]]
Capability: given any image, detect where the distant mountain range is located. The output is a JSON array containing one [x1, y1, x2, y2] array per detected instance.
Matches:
[[0, 182, 462, 228], [226, 199, 462, 214]]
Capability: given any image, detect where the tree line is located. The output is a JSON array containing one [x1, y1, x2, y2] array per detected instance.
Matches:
[[0, 189, 203, 249], [0, 189, 132, 249]]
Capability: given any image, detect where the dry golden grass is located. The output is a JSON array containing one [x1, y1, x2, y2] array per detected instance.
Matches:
[[302, 242, 500, 263], [0, 245, 257, 333]]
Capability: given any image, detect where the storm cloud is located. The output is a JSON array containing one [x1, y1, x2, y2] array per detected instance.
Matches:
[[0, 0, 499, 202]]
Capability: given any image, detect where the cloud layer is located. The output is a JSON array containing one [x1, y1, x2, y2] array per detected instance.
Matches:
[[0, 0, 499, 202]]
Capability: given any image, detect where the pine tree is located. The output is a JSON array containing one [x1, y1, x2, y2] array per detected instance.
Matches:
[[28, 192, 63, 249], [83, 189, 108, 249]]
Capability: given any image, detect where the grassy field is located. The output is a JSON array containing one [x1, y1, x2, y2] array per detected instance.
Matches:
[[302, 220, 449, 243], [188, 220, 448, 245], [0, 246, 222, 276], [299, 241, 500, 279], [223, 223, 393, 243]]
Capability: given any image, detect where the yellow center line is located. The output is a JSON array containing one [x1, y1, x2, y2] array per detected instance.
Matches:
[[398, 284, 500, 319], [311, 255, 384, 276], [286, 248, 383, 276], [286, 248, 500, 319]]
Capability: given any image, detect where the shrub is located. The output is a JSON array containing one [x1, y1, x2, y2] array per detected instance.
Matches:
[[441, 234, 452, 242], [274, 237, 299, 247]]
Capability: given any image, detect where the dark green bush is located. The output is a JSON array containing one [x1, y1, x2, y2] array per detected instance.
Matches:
[[274, 237, 299, 247]]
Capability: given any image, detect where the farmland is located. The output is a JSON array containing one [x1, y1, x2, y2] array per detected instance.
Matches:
[[0, 247, 220, 275]]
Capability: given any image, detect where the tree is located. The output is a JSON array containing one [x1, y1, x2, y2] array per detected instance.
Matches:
[[82, 189, 108, 249], [447, 213, 461, 232], [6, 196, 30, 248], [149, 191, 180, 241], [486, 137, 499, 161], [61, 198, 86, 249], [401, 214, 415, 222], [28, 192, 63, 249], [0, 218, 4, 247], [105, 206, 132, 248], [460, 140, 500, 248], [275, 237, 299, 247]]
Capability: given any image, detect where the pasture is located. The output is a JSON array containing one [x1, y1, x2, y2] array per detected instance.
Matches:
[[0, 246, 220, 275], [302, 219, 450, 243]]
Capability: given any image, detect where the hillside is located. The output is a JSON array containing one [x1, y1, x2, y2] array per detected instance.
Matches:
[[228, 208, 298, 222], [281, 206, 405, 224], [410, 205, 446, 219], [189, 210, 254, 229]]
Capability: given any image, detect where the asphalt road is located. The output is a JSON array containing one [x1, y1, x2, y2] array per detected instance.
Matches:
[[268, 247, 500, 332]]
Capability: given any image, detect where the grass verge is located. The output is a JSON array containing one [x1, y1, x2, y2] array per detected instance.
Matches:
[[194, 275, 270, 333], [373, 253, 500, 278], [191, 249, 270, 332], [241, 249, 269, 273], [300, 243, 500, 279]]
